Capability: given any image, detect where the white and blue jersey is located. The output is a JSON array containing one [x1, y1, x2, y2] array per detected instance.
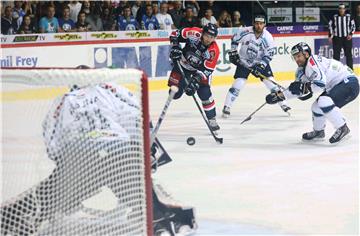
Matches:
[[141, 15, 160, 30], [231, 26, 276, 68], [117, 16, 139, 31]]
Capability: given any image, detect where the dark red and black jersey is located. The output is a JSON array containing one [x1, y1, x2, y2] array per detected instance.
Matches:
[[170, 27, 220, 84]]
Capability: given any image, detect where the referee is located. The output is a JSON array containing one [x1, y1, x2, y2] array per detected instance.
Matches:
[[328, 3, 356, 69]]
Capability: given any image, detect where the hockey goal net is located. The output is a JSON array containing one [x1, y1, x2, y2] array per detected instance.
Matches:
[[1, 68, 152, 235]]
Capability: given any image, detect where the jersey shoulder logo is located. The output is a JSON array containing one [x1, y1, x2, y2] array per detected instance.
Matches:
[[309, 57, 315, 66]]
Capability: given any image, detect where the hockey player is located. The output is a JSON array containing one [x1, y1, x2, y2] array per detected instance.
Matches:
[[223, 15, 291, 118], [1, 79, 196, 235], [168, 23, 221, 131], [265, 42, 359, 143]]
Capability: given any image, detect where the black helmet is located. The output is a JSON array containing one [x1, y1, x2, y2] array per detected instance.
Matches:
[[254, 15, 266, 24], [291, 42, 311, 57], [202, 23, 218, 37]]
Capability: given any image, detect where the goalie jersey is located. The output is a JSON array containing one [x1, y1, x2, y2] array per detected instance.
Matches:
[[231, 26, 276, 68], [43, 83, 141, 156]]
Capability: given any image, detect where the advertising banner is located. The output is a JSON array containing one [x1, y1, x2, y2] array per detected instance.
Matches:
[[267, 8, 293, 23], [296, 8, 320, 23]]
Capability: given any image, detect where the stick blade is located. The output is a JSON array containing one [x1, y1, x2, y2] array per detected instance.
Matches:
[[240, 116, 252, 124]]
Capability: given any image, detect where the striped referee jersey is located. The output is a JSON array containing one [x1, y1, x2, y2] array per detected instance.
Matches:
[[329, 13, 355, 37]]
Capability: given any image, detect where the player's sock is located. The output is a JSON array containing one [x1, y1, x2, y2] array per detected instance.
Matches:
[[223, 78, 246, 117]]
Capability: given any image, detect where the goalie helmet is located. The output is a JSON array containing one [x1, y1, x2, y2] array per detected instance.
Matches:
[[291, 42, 311, 57]]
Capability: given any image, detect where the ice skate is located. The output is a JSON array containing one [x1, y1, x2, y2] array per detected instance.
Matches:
[[209, 118, 220, 131], [302, 130, 325, 141], [329, 124, 350, 144], [222, 106, 231, 118]]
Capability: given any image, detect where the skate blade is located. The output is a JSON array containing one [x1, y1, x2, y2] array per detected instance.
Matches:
[[302, 137, 325, 143], [329, 134, 351, 145]]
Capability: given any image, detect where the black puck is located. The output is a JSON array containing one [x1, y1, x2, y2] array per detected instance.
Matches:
[[187, 137, 196, 146]]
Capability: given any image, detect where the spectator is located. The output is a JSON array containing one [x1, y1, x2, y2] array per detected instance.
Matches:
[[232, 11, 245, 27], [12, 1, 25, 29], [328, 3, 355, 69], [1, 6, 18, 35], [131, 0, 142, 19], [156, 2, 175, 30], [117, 5, 139, 31], [135, 0, 151, 23], [81, 0, 91, 16], [152, 2, 159, 16], [185, 0, 200, 17], [199, 1, 222, 19], [169, 0, 183, 29], [68, 1, 82, 22], [101, 7, 116, 31], [179, 7, 199, 28], [355, 4, 360, 31], [18, 14, 36, 34], [39, 5, 61, 33], [200, 8, 217, 27], [218, 10, 232, 27], [141, 4, 160, 30], [76, 10, 91, 32], [86, 4, 103, 31], [59, 5, 76, 32], [114, 0, 128, 18]]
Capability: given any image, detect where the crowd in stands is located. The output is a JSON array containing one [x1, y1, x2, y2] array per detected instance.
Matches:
[[1, 0, 247, 35]]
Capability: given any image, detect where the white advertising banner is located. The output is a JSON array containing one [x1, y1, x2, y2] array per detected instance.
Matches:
[[267, 8, 293, 23], [296, 8, 321, 23]]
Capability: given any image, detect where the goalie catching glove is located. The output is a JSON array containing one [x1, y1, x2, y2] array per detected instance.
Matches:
[[266, 90, 286, 104], [185, 71, 204, 96]]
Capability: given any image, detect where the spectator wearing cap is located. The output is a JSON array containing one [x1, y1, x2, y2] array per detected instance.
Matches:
[[141, 4, 160, 30], [232, 11, 245, 27], [200, 8, 217, 27], [117, 5, 139, 31], [39, 4, 61, 33], [179, 7, 199, 28], [1, 6, 18, 35], [328, 3, 355, 69], [156, 2, 175, 30]]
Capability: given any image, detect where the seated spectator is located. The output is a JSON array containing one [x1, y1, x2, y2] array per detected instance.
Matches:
[[141, 4, 160, 30], [39, 4, 61, 33], [101, 7, 116, 31], [156, 2, 175, 30], [131, 0, 142, 19], [81, 0, 91, 15], [179, 7, 199, 28], [68, 1, 82, 23], [200, 8, 217, 27], [12, 1, 26, 30], [169, 0, 183, 29], [232, 11, 245, 27], [185, 0, 200, 17], [199, 1, 222, 19], [59, 5, 76, 32], [18, 14, 36, 34], [1, 6, 18, 35], [86, 4, 103, 31], [218, 10, 232, 28], [152, 2, 159, 16], [76, 10, 91, 32], [117, 5, 139, 31]]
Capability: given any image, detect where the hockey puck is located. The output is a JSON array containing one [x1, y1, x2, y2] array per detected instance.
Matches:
[[187, 137, 196, 146]]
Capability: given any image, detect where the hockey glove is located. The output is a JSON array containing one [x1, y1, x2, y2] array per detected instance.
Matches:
[[185, 72, 202, 96], [228, 49, 241, 66], [266, 91, 285, 104], [170, 45, 182, 61], [289, 81, 311, 95], [251, 63, 266, 78]]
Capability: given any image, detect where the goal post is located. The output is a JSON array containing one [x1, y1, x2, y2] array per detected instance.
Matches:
[[1, 68, 153, 235]]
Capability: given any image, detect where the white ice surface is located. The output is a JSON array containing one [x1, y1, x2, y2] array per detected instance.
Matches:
[[149, 83, 359, 235], [1, 82, 358, 235]]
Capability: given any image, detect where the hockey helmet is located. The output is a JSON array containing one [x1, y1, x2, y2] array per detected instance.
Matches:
[[202, 23, 218, 37], [254, 15, 266, 24], [291, 42, 311, 57]]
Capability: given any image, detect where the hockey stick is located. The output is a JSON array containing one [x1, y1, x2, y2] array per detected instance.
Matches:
[[176, 60, 223, 144], [240, 101, 267, 124], [150, 86, 179, 146]]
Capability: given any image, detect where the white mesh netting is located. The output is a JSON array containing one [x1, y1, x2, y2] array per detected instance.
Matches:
[[1, 68, 150, 235]]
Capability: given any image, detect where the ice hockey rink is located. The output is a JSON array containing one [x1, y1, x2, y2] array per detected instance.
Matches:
[[150, 82, 359, 235], [1, 81, 358, 235]]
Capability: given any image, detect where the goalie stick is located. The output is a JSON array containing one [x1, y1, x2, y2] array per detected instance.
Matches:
[[176, 60, 223, 144]]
